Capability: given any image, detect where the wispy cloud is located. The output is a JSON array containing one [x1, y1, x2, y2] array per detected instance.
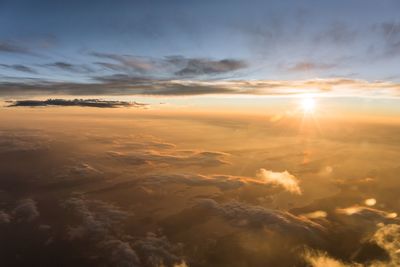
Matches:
[[174, 58, 247, 76], [2, 76, 400, 97], [42, 62, 93, 73], [0, 64, 38, 74], [0, 41, 31, 54]]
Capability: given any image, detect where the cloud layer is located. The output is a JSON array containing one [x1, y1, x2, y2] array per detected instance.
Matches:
[[8, 98, 147, 108]]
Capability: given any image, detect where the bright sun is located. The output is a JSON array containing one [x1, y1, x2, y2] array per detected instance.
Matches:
[[300, 97, 316, 113]]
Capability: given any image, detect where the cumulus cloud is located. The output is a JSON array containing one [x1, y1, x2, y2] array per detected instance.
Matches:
[[198, 199, 325, 241], [372, 224, 400, 266], [63, 196, 129, 241], [8, 98, 147, 108], [303, 250, 360, 267], [256, 168, 301, 194], [303, 223, 400, 267], [13, 198, 40, 222], [63, 196, 186, 267], [101, 239, 141, 267], [133, 232, 186, 267]]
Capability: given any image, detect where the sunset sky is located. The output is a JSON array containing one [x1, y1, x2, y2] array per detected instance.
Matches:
[[1, 1, 400, 267]]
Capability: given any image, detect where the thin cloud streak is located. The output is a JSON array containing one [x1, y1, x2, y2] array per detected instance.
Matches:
[[1, 77, 400, 98]]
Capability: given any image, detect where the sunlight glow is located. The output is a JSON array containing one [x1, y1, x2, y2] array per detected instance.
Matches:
[[300, 97, 316, 113]]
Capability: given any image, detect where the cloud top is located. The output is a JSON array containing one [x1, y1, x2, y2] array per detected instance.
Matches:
[[256, 168, 301, 194]]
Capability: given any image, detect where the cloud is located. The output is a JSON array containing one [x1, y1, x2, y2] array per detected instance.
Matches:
[[303, 250, 360, 267], [63, 196, 129, 241], [141, 173, 252, 191], [141, 170, 304, 192], [303, 223, 400, 267], [2, 76, 400, 97], [91, 52, 247, 77], [133, 232, 186, 267], [0, 41, 30, 54], [0, 211, 11, 224], [101, 239, 141, 267], [301, 211, 328, 220], [336, 206, 398, 221], [8, 98, 147, 108], [0, 130, 50, 153], [43, 62, 93, 73], [256, 168, 301, 194], [174, 58, 247, 76], [91, 52, 157, 74], [287, 61, 336, 72], [13, 198, 40, 222], [315, 23, 358, 45], [0, 64, 38, 74], [108, 150, 230, 167], [372, 224, 400, 266], [378, 22, 400, 56], [64, 196, 186, 267], [198, 199, 325, 240]]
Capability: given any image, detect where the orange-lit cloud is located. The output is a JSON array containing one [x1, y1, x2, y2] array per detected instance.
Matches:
[[256, 168, 301, 194]]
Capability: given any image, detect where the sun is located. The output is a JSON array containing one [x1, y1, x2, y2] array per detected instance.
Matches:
[[300, 97, 316, 113]]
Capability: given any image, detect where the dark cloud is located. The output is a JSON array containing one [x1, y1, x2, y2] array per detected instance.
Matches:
[[64, 196, 130, 241], [133, 233, 186, 267], [0, 41, 30, 54], [8, 98, 147, 108], [198, 199, 325, 238], [1, 76, 400, 97], [101, 239, 141, 267], [13, 198, 40, 222], [0, 64, 38, 74], [43, 62, 93, 73], [91, 52, 247, 78], [63, 196, 186, 267], [0, 211, 11, 224], [174, 58, 247, 76]]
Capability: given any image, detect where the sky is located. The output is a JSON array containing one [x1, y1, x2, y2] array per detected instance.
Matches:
[[2, 2, 400, 267], [1, 0, 400, 99]]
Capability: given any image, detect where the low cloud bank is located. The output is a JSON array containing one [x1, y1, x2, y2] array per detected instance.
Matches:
[[8, 98, 147, 108]]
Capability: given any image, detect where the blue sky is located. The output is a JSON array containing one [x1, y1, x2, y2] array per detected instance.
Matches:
[[1, 0, 400, 97]]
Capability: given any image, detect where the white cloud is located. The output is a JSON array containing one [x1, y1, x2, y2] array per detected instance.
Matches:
[[256, 168, 301, 194]]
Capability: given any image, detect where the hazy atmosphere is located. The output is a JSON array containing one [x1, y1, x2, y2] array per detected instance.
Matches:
[[1, 1, 400, 266]]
